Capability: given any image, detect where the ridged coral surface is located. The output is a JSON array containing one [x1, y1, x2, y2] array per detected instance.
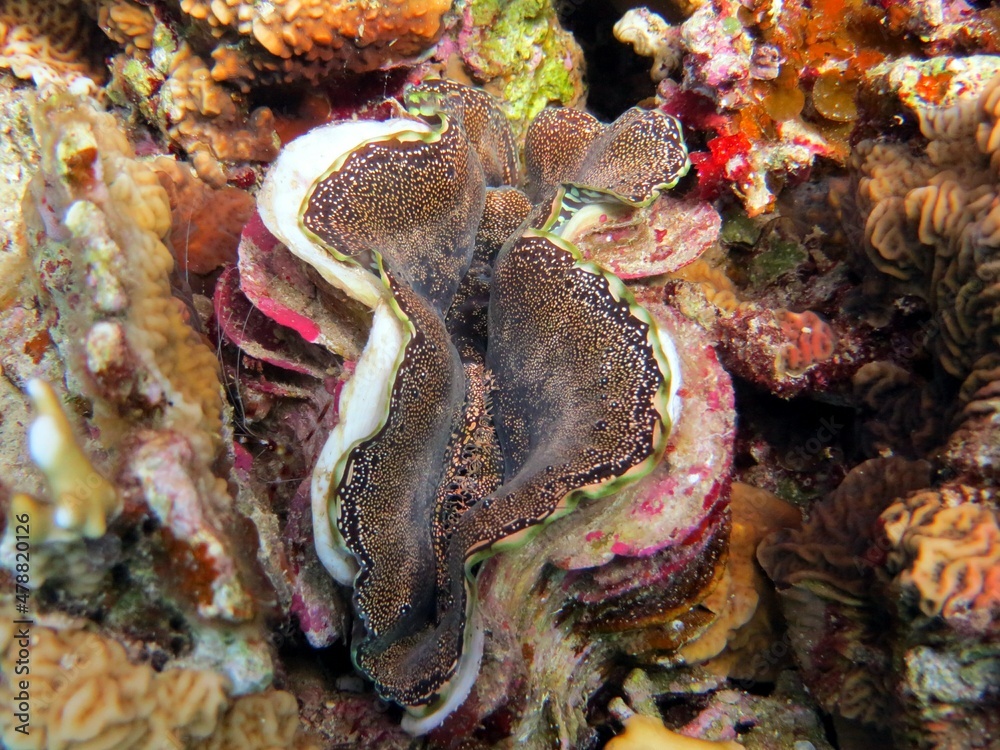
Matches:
[[881, 485, 1000, 629], [30, 93, 225, 457], [0, 610, 314, 750], [0, 0, 103, 89], [180, 0, 451, 79]]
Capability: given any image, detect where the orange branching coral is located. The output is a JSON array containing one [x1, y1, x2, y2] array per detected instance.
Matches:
[[0, 612, 314, 750], [177, 0, 452, 86], [881, 485, 1000, 631], [0, 0, 104, 89], [152, 156, 254, 275], [775, 310, 836, 374]]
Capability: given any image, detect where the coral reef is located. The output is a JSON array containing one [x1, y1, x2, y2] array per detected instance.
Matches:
[[760, 460, 1000, 746], [758, 457, 934, 725], [848, 59, 1000, 480], [618, 0, 1000, 215], [4, 0, 1000, 746]]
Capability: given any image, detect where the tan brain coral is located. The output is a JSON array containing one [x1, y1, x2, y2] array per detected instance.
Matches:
[[851, 72, 1000, 387], [0, 612, 314, 750], [881, 485, 1000, 630], [0, 0, 104, 89]]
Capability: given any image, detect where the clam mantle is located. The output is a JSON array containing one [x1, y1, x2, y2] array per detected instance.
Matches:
[[259, 81, 691, 733]]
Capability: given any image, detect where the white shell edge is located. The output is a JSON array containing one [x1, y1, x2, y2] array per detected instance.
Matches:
[[311, 301, 406, 585], [258, 118, 432, 310]]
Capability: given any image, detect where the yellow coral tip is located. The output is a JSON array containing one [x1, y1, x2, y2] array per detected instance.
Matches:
[[606, 714, 743, 750]]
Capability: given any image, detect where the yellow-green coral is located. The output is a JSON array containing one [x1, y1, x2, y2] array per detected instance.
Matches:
[[461, 0, 586, 129]]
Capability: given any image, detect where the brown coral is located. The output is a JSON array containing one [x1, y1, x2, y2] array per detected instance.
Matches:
[[152, 156, 255, 275], [880, 485, 1000, 631], [0, 0, 105, 90], [758, 457, 933, 725], [178, 0, 452, 86], [851, 360, 949, 458]]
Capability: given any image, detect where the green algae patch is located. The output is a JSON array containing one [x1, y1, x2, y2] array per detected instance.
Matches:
[[462, 0, 585, 130], [750, 236, 808, 287]]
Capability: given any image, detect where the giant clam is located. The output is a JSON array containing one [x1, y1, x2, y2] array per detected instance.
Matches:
[[259, 81, 705, 733]]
